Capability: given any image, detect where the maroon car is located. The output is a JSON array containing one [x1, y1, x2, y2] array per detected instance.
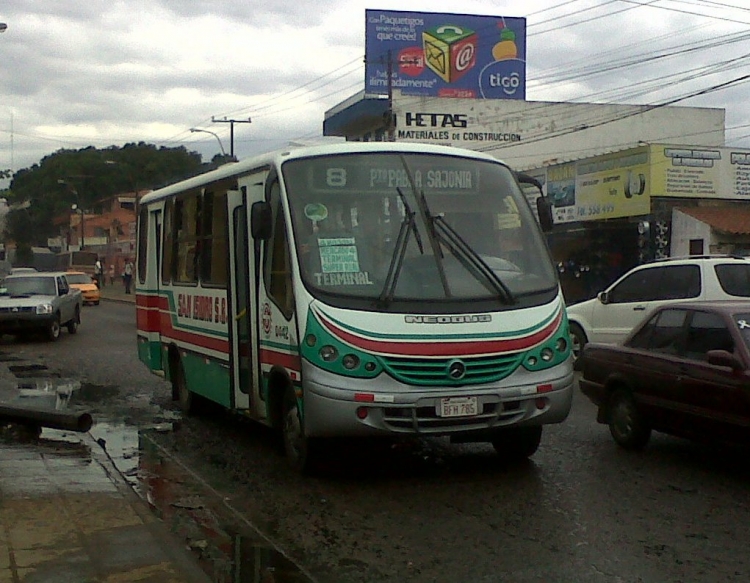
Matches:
[[578, 301, 750, 449]]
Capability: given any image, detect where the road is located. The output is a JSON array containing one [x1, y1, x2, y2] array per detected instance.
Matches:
[[3, 301, 750, 583]]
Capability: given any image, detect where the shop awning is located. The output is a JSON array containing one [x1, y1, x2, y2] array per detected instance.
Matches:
[[676, 207, 750, 235]]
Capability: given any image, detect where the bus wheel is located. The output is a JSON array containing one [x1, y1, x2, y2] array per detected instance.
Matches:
[[282, 386, 320, 474], [491, 426, 543, 462], [172, 359, 195, 415]]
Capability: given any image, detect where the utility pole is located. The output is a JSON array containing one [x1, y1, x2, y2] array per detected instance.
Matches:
[[386, 50, 395, 141], [211, 116, 251, 159]]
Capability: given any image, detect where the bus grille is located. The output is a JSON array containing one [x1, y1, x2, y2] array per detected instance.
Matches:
[[380, 353, 522, 387]]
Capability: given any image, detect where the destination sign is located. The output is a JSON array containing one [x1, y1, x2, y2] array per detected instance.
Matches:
[[300, 157, 486, 194]]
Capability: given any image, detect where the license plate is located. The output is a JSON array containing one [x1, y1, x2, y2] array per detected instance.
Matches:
[[438, 396, 478, 418]]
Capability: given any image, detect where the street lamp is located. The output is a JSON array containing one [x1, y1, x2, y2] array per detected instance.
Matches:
[[58, 179, 84, 250], [189, 128, 227, 157], [70, 204, 85, 249]]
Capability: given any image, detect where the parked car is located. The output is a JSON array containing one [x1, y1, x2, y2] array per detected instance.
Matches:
[[65, 271, 100, 305], [0, 272, 83, 341], [578, 300, 750, 450], [567, 255, 750, 359]]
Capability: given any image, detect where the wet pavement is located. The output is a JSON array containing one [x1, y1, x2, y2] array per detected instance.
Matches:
[[0, 288, 317, 583], [0, 431, 211, 583]]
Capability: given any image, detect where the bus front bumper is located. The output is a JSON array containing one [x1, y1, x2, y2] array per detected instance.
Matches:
[[301, 362, 574, 438]]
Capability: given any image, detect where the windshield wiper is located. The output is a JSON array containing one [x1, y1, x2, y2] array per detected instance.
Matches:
[[431, 214, 515, 304], [378, 202, 418, 307]]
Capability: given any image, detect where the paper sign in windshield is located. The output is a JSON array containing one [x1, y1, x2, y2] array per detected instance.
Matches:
[[318, 238, 360, 273]]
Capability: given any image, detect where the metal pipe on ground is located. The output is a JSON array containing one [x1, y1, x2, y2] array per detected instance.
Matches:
[[0, 404, 93, 432]]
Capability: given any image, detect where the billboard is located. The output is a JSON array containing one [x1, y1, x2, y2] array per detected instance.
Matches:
[[365, 10, 526, 100], [650, 145, 750, 200]]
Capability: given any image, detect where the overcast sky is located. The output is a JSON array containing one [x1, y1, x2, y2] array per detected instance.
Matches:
[[2, 0, 750, 189]]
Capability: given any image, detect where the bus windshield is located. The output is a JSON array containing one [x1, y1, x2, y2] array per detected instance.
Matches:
[[283, 152, 557, 305]]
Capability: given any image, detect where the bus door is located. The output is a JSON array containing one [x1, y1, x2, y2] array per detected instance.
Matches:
[[227, 179, 265, 418]]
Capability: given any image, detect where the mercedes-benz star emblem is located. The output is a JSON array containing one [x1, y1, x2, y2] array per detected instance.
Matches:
[[447, 359, 466, 380]]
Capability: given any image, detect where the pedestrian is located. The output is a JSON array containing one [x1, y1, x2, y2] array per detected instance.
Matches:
[[108, 264, 115, 286], [94, 257, 103, 288], [123, 259, 134, 294]]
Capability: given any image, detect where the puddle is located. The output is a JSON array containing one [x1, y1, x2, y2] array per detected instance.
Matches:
[[9, 364, 58, 378], [75, 383, 120, 403], [136, 432, 315, 582]]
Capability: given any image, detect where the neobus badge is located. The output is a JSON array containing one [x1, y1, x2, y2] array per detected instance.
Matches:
[[404, 314, 492, 324]]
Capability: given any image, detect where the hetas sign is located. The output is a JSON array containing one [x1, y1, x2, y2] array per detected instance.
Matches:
[[392, 95, 524, 148]]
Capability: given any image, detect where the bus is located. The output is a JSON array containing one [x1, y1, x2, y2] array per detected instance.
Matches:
[[136, 142, 574, 473], [56, 250, 98, 275]]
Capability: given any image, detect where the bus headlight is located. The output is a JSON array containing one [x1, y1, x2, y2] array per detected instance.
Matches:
[[319, 345, 338, 362], [36, 304, 53, 315], [540, 347, 554, 362], [555, 337, 568, 352], [342, 354, 360, 370]]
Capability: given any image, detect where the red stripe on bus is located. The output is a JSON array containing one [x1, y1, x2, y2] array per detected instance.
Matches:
[[318, 309, 563, 357], [135, 293, 227, 352], [259, 348, 301, 371], [136, 306, 161, 331], [135, 294, 162, 308]]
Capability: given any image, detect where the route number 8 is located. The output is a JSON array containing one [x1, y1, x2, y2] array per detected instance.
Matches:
[[326, 168, 347, 187]]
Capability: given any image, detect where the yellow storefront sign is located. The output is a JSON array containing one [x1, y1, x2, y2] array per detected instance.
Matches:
[[545, 147, 651, 224]]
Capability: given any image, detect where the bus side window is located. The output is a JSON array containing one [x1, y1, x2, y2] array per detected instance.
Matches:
[[137, 206, 148, 284], [199, 189, 229, 286], [161, 198, 174, 284], [264, 183, 293, 317], [174, 191, 201, 284]]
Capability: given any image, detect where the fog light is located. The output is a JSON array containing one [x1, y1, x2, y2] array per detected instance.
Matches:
[[364, 361, 377, 372], [356, 407, 368, 419], [319, 345, 338, 362], [527, 356, 538, 366], [541, 348, 554, 362], [342, 354, 360, 370]]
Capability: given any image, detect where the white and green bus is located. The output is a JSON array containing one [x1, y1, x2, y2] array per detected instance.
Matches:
[[136, 142, 573, 472]]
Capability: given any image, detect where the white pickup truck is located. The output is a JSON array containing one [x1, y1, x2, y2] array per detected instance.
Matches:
[[0, 271, 83, 341]]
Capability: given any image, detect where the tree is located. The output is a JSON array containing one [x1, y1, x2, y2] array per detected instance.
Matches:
[[4, 143, 211, 248]]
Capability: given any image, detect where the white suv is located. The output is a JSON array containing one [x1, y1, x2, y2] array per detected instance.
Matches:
[[567, 255, 750, 358]]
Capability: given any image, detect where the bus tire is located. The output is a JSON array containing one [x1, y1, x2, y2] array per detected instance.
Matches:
[[282, 385, 321, 474], [491, 426, 542, 461], [172, 358, 195, 415]]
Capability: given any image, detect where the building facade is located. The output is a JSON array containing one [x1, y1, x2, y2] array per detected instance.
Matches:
[[324, 93, 749, 303]]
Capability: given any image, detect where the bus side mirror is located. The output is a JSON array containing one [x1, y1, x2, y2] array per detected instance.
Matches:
[[536, 197, 554, 233], [251, 201, 272, 240], [516, 172, 554, 233]]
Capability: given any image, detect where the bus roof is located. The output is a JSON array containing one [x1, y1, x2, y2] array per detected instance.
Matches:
[[139, 141, 509, 206]]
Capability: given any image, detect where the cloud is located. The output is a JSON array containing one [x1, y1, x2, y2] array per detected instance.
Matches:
[[2, 0, 750, 187]]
